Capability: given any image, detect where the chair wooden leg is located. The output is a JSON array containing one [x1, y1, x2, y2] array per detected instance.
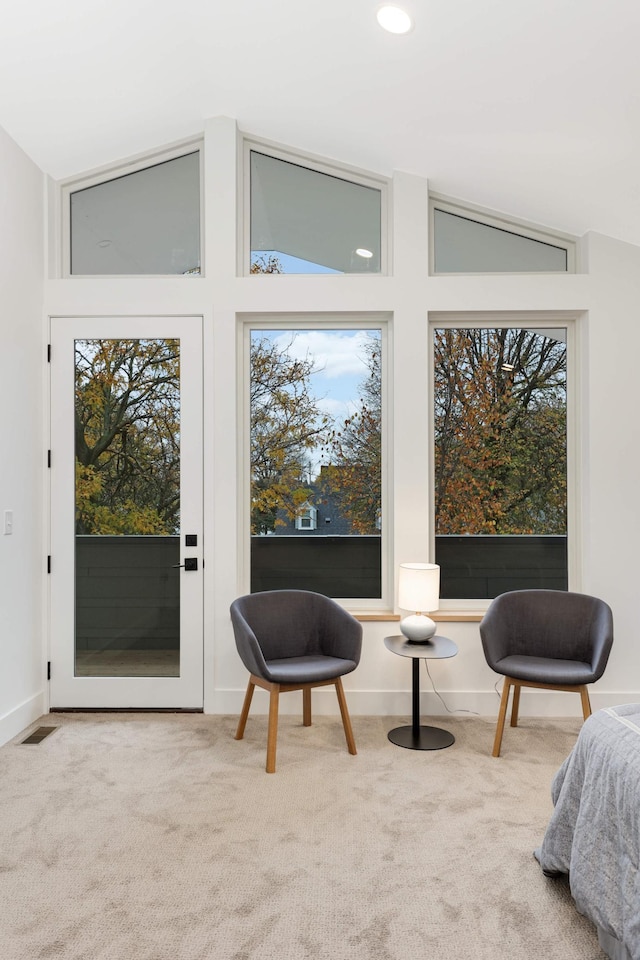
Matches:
[[334, 677, 357, 756], [235, 679, 255, 741], [510, 683, 521, 727], [579, 685, 592, 721], [493, 678, 512, 757], [303, 687, 312, 727], [266, 684, 280, 773]]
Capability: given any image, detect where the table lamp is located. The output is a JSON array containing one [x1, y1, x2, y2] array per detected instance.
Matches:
[[398, 562, 440, 643]]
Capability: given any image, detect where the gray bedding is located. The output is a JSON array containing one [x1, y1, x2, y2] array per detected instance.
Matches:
[[535, 704, 640, 960]]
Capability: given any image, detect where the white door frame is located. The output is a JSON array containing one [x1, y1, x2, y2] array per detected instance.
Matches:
[[49, 315, 204, 709]]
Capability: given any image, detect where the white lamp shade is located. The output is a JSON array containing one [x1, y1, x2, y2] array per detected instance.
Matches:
[[398, 563, 440, 613]]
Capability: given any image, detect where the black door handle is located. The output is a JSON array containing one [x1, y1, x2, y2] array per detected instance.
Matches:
[[172, 558, 198, 571]]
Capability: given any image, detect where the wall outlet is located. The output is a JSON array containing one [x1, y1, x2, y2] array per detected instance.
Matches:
[[4, 510, 13, 535]]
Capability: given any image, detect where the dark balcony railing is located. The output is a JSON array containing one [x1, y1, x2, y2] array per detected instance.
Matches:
[[251, 534, 567, 599], [76, 536, 180, 650], [251, 536, 382, 597], [75, 535, 568, 645], [435, 535, 567, 599]]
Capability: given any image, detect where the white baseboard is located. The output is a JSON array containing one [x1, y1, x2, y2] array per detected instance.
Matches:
[[3, 687, 630, 730], [208, 687, 640, 719], [0, 691, 47, 747]]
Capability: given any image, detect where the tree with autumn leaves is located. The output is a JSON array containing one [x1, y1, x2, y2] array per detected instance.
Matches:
[[323, 334, 382, 534], [75, 333, 330, 539], [433, 328, 567, 535], [75, 326, 566, 541], [321, 326, 565, 537], [250, 335, 329, 534], [250, 331, 383, 536], [75, 339, 180, 535]]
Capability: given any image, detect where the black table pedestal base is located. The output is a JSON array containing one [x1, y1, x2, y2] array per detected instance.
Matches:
[[387, 724, 455, 750]]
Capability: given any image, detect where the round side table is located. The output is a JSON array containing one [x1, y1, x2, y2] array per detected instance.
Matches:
[[384, 634, 458, 750]]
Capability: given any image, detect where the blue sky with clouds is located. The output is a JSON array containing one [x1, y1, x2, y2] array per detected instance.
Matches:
[[261, 328, 376, 414], [252, 327, 380, 475]]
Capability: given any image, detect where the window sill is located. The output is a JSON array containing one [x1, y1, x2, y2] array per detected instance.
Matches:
[[353, 611, 484, 623], [352, 613, 400, 622], [433, 611, 484, 623]]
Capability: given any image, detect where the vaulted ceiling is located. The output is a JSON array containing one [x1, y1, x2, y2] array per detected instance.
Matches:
[[1, 0, 639, 245]]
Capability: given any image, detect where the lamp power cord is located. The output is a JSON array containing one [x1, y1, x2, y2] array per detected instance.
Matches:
[[423, 659, 480, 716]]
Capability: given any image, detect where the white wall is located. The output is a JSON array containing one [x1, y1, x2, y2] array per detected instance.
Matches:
[[0, 124, 45, 743], [41, 117, 640, 735], [575, 232, 640, 705]]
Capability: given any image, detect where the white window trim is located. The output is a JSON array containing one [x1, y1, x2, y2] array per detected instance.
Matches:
[[428, 311, 581, 612], [429, 193, 578, 276], [59, 137, 205, 279], [238, 313, 391, 612], [239, 133, 391, 277]]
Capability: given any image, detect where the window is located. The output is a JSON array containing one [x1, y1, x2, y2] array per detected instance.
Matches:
[[431, 197, 575, 274], [66, 148, 201, 276], [248, 147, 384, 275], [432, 321, 570, 601], [246, 322, 385, 604], [295, 504, 317, 531]]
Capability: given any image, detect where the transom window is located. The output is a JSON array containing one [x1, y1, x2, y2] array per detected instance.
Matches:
[[248, 146, 384, 275], [430, 197, 575, 274], [65, 147, 201, 276]]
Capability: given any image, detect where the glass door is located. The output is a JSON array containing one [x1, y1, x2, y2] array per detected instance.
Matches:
[[49, 316, 203, 708]]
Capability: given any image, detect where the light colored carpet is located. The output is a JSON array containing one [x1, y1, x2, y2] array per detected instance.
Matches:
[[0, 712, 607, 960]]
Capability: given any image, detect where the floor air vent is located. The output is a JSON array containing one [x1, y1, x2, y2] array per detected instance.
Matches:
[[21, 726, 57, 744]]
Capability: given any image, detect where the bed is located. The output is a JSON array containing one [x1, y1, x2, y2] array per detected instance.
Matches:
[[535, 703, 640, 960]]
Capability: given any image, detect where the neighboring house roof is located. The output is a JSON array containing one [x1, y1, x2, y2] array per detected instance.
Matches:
[[273, 471, 353, 536]]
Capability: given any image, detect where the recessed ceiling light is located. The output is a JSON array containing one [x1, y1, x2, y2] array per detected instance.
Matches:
[[356, 248, 374, 258], [376, 5, 413, 35]]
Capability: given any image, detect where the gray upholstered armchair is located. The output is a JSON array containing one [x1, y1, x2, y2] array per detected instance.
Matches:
[[480, 589, 613, 757], [230, 589, 362, 772]]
